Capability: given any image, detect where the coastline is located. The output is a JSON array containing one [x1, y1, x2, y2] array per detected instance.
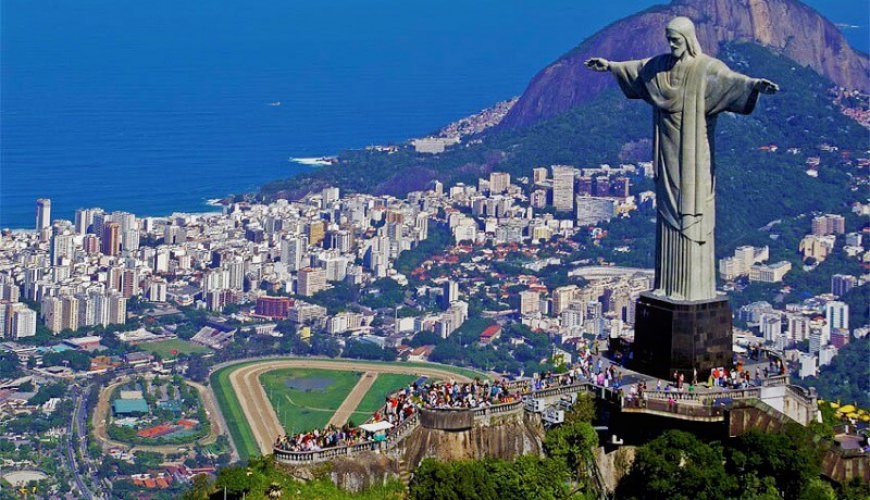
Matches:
[[289, 156, 336, 167], [3, 99, 516, 231]]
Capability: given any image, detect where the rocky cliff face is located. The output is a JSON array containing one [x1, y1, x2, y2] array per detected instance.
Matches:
[[398, 413, 545, 469], [278, 414, 545, 492], [500, 0, 869, 129]]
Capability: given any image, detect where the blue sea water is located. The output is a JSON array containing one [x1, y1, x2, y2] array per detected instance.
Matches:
[[2, 0, 867, 228]]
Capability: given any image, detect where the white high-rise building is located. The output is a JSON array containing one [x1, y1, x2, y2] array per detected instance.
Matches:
[[489, 172, 511, 194], [50, 233, 75, 266], [203, 269, 230, 293], [36, 198, 51, 231], [62, 296, 80, 331], [281, 237, 305, 272], [760, 313, 782, 347], [153, 249, 171, 273], [825, 301, 849, 343], [148, 280, 168, 302], [809, 329, 823, 354], [442, 280, 459, 309], [108, 294, 127, 325], [0, 304, 7, 337], [786, 314, 810, 343], [519, 290, 540, 316], [77, 294, 97, 328], [8, 304, 36, 339], [551, 166, 575, 212], [561, 308, 585, 329], [74, 208, 100, 235], [94, 294, 111, 327], [225, 259, 246, 290], [42, 296, 64, 333], [297, 267, 327, 296], [322, 187, 340, 204]]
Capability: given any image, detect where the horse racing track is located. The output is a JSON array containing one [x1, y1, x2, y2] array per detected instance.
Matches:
[[210, 358, 484, 459]]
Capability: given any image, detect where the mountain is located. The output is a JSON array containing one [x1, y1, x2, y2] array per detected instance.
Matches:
[[259, 40, 865, 254], [257, 0, 866, 255], [500, 0, 870, 130]]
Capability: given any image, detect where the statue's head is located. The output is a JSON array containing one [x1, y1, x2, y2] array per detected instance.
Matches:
[[665, 17, 703, 59]]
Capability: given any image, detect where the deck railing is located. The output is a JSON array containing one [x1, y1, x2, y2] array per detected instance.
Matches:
[[274, 374, 805, 464]]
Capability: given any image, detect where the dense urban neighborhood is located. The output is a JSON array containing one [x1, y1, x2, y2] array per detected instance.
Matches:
[[2, 0, 870, 495], [0, 142, 867, 496]]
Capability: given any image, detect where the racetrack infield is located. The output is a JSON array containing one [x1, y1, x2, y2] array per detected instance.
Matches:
[[210, 358, 485, 459], [260, 368, 363, 434]]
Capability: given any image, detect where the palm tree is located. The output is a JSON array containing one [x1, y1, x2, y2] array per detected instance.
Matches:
[[266, 482, 283, 499]]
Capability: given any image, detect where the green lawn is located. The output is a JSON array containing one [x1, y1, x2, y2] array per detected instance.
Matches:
[[260, 368, 361, 435], [353, 374, 418, 419], [209, 358, 487, 460], [143, 338, 210, 359]]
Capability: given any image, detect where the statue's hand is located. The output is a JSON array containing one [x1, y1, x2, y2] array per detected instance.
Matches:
[[755, 78, 779, 94], [584, 57, 610, 72]]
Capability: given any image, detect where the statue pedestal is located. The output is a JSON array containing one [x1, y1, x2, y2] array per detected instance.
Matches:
[[630, 292, 733, 380]]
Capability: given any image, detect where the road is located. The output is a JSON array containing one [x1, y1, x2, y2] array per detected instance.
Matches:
[[227, 358, 477, 455], [68, 386, 97, 499]]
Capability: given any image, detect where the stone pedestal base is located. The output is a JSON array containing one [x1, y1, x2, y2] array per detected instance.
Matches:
[[630, 292, 733, 380]]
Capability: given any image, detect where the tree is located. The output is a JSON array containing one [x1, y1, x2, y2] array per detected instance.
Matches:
[[342, 340, 397, 361], [409, 457, 571, 500], [726, 426, 823, 500], [564, 393, 596, 424], [214, 466, 252, 496], [182, 474, 214, 500], [616, 430, 737, 500], [543, 420, 598, 479], [0, 351, 22, 378]]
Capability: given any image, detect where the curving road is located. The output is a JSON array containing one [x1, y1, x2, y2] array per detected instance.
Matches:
[[227, 359, 476, 455]]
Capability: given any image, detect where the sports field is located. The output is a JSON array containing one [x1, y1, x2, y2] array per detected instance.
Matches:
[[143, 338, 210, 359], [260, 368, 362, 434], [210, 358, 486, 459]]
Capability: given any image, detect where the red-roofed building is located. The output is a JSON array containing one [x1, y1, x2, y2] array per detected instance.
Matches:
[[479, 325, 502, 345], [407, 345, 434, 362]]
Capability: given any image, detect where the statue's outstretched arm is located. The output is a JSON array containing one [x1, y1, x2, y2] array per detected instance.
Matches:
[[584, 58, 610, 72], [753, 78, 779, 94]]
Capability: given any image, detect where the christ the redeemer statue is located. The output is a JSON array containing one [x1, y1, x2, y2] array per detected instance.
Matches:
[[585, 16, 778, 302]]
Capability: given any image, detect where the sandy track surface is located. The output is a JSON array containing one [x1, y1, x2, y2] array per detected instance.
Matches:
[[227, 359, 475, 455], [92, 375, 223, 454], [328, 372, 378, 427]]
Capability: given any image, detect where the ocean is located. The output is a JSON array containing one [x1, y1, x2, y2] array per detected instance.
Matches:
[[2, 0, 867, 228]]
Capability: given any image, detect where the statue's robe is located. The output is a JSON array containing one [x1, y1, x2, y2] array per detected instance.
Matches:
[[610, 54, 760, 301]]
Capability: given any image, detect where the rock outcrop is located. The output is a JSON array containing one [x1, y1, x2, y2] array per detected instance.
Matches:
[[594, 446, 637, 495], [277, 412, 545, 492], [398, 412, 545, 469], [500, 0, 869, 129], [279, 453, 400, 493]]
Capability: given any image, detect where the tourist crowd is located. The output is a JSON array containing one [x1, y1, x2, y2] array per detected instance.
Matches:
[[275, 339, 793, 452], [416, 379, 517, 409], [274, 378, 521, 452], [274, 423, 368, 452]]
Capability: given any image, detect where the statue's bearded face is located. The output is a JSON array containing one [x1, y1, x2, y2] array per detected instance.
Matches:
[[666, 30, 687, 58]]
